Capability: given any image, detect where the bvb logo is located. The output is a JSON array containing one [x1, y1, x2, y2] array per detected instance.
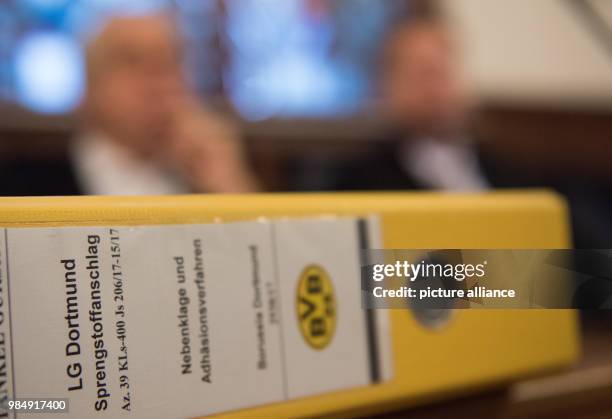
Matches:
[[296, 265, 336, 350]]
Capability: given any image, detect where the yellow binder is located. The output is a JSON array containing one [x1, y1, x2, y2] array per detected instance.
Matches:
[[0, 191, 579, 419]]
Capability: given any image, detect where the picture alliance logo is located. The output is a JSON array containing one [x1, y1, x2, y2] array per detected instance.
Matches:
[[296, 264, 336, 350]]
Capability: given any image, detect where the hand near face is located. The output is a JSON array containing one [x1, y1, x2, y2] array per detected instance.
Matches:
[[165, 100, 260, 193]]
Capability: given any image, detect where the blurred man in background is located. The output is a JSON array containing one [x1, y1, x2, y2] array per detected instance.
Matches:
[[72, 13, 259, 195], [0, 13, 259, 196], [331, 14, 491, 191], [329, 13, 612, 250]]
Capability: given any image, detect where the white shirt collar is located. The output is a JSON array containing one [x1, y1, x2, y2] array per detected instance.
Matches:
[[400, 138, 489, 192], [70, 132, 189, 196]]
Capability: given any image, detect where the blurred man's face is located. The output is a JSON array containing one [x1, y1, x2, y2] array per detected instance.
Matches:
[[382, 23, 468, 138], [84, 16, 186, 156]]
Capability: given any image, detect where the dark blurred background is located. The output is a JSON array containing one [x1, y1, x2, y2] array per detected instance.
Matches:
[[1, 0, 611, 202], [0, 4, 609, 168]]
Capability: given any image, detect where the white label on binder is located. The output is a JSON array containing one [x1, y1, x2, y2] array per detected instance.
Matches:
[[0, 217, 390, 419]]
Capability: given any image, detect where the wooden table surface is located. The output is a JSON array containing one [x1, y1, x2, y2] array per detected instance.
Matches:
[[372, 312, 612, 419]]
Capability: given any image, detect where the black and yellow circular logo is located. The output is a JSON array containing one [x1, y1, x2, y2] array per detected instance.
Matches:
[[296, 264, 336, 350]]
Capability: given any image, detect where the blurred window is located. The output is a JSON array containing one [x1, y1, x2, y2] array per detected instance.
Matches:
[[0, 0, 409, 118]]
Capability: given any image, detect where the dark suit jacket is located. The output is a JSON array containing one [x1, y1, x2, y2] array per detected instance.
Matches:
[[325, 140, 513, 192], [293, 138, 612, 249], [0, 153, 82, 196]]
